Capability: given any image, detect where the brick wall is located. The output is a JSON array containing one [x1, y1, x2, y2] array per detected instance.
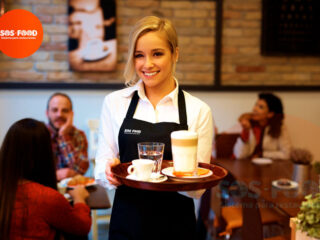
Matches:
[[221, 0, 320, 86], [0, 0, 319, 87]]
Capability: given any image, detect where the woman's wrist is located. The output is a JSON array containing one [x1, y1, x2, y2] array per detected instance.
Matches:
[[73, 197, 87, 204]]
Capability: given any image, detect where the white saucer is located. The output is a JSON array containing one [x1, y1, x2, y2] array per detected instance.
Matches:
[[272, 179, 298, 190], [126, 174, 167, 183], [252, 158, 273, 165], [161, 167, 212, 179]]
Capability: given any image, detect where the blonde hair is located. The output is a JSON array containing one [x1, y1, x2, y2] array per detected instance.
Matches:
[[124, 16, 179, 86]]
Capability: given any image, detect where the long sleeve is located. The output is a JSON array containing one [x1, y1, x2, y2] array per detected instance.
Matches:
[[41, 189, 91, 235], [194, 102, 214, 164], [233, 124, 292, 160], [233, 128, 256, 159], [11, 182, 91, 239], [95, 95, 124, 186], [262, 125, 291, 160], [57, 129, 89, 174]]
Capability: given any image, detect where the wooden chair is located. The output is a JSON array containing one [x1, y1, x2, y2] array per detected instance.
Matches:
[[213, 133, 288, 239], [220, 192, 288, 240], [87, 119, 111, 240], [215, 133, 240, 159]]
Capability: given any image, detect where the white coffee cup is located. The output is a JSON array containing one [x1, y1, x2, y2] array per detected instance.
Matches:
[[82, 38, 104, 59], [127, 159, 154, 181], [171, 130, 198, 175]]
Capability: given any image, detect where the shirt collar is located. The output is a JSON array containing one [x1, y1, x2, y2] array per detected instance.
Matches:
[[46, 123, 58, 137], [121, 78, 180, 108], [121, 80, 141, 98]]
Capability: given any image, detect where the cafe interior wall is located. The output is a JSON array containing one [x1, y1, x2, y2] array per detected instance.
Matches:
[[0, 0, 320, 159]]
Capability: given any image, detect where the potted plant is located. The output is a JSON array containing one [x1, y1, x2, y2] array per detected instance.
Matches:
[[291, 148, 313, 183], [295, 193, 320, 239]]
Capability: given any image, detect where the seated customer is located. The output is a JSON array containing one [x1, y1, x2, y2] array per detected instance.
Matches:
[[46, 92, 89, 181], [0, 118, 91, 240], [233, 92, 291, 160]]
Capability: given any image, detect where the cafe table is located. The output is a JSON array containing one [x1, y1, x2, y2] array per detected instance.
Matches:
[[86, 184, 111, 209], [213, 158, 319, 217]]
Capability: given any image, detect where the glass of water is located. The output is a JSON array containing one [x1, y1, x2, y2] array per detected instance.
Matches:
[[137, 142, 165, 178]]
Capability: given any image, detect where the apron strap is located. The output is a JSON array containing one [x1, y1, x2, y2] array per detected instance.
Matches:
[[125, 88, 187, 127], [178, 87, 187, 127], [125, 91, 139, 119]]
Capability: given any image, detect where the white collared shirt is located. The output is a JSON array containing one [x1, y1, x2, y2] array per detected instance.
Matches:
[[95, 80, 214, 197]]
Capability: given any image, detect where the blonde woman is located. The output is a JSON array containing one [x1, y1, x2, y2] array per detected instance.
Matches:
[[95, 16, 214, 240]]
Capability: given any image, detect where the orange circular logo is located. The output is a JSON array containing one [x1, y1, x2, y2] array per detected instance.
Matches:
[[0, 9, 43, 58]]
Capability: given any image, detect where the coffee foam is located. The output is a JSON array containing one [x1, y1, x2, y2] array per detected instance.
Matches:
[[171, 130, 197, 139]]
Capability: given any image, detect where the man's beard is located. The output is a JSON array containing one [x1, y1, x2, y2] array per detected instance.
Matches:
[[49, 117, 66, 131]]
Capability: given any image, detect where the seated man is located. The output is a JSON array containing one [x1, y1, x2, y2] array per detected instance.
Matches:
[[46, 92, 89, 181]]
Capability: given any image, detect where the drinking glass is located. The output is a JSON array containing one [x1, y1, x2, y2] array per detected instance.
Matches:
[[137, 142, 165, 177]]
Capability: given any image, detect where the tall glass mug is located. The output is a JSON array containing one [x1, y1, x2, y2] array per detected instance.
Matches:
[[138, 142, 165, 177], [171, 130, 198, 176]]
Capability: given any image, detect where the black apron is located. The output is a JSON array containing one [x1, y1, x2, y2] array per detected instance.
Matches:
[[109, 88, 196, 240]]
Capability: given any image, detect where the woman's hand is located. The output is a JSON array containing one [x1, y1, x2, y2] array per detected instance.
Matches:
[[238, 112, 252, 130], [68, 185, 89, 204], [105, 158, 121, 186]]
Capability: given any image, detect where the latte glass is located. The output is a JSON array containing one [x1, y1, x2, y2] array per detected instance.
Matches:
[[171, 130, 198, 176]]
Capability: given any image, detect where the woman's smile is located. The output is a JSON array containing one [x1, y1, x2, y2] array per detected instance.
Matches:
[[134, 31, 177, 94], [143, 71, 159, 77]]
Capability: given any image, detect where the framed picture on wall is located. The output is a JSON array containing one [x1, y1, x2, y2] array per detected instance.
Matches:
[[261, 0, 320, 56], [68, 0, 117, 71]]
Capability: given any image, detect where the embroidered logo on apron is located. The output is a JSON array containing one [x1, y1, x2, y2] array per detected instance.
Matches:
[[124, 128, 142, 135]]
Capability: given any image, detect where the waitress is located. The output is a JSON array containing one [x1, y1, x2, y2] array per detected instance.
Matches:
[[95, 16, 214, 240]]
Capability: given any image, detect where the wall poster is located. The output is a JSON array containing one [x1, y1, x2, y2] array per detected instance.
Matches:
[[68, 0, 117, 71]]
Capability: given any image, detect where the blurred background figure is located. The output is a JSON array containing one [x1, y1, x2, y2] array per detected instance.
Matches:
[[46, 92, 89, 181], [233, 92, 291, 160], [0, 118, 91, 240]]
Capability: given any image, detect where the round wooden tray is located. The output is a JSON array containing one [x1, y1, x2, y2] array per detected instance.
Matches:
[[111, 160, 228, 191]]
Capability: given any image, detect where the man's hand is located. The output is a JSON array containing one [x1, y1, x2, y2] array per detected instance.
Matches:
[[59, 111, 74, 137], [56, 168, 77, 181]]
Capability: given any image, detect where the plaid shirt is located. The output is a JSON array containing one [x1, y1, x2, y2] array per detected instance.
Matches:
[[47, 124, 89, 174]]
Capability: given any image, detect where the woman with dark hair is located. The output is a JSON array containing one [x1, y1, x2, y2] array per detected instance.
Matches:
[[233, 93, 291, 160], [0, 118, 91, 240]]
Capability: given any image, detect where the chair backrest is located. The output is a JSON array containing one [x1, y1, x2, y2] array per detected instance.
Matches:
[[87, 119, 100, 160], [215, 133, 239, 158], [241, 194, 263, 240], [285, 114, 320, 161]]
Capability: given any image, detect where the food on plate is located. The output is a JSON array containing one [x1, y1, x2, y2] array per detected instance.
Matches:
[[173, 168, 210, 177], [67, 175, 94, 187], [277, 178, 292, 187]]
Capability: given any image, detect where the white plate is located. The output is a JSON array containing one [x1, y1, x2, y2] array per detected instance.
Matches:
[[59, 177, 96, 189], [161, 167, 212, 179], [82, 49, 110, 62], [252, 158, 273, 165], [272, 179, 298, 190], [126, 174, 167, 183]]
